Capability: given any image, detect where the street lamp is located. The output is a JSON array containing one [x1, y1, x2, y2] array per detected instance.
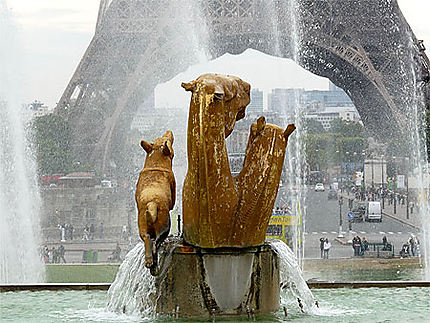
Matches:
[[371, 157, 375, 192], [338, 196, 344, 238], [381, 155, 385, 209], [335, 150, 340, 182], [315, 149, 319, 171], [404, 157, 410, 219]]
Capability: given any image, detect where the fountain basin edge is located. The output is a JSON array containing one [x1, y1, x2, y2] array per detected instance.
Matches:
[[1, 281, 429, 293]]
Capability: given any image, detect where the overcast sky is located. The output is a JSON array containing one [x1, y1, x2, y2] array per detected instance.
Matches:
[[4, 0, 430, 109]]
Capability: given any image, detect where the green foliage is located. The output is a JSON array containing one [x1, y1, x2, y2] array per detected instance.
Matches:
[[329, 118, 364, 138], [304, 118, 325, 134], [31, 114, 72, 174], [305, 118, 367, 171]]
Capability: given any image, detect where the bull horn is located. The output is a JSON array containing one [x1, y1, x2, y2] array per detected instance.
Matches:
[[284, 124, 296, 139], [181, 81, 196, 92], [256, 116, 266, 135]]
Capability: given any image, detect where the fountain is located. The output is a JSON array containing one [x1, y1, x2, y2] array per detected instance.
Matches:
[[107, 73, 308, 318], [0, 0, 429, 322], [0, 0, 44, 283]]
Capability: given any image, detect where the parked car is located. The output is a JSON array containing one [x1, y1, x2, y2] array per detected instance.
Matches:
[[366, 201, 382, 222], [327, 189, 338, 200], [101, 179, 112, 188], [315, 183, 325, 192]]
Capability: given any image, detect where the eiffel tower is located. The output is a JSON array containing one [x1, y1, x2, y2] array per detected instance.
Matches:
[[55, 0, 429, 176]]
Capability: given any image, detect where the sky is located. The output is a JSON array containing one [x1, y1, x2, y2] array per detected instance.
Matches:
[[3, 0, 430, 109]]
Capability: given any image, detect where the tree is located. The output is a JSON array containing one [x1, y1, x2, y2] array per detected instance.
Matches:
[[305, 118, 367, 172], [329, 118, 364, 138], [304, 118, 325, 134], [31, 114, 72, 174]]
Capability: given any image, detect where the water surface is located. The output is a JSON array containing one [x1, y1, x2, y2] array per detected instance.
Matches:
[[1, 288, 429, 322]]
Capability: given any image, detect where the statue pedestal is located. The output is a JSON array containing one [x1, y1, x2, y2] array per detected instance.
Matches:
[[155, 242, 280, 318]]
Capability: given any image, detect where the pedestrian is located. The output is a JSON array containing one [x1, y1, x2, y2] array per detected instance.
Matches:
[[43, 245, 49, 263], [361, 237, 369, 256], [99, 222, 104, 239], [382, 235, 388, 250], [352, 236, 357, 255], [89, 223, 95, 240], [122, 225, 128, 240], [61, 224, 66, 242], [415, 237, 421, 257], [49, 247, 56, 263], [409, 236, 415, 256], [69, 224, 74, 240], [353, 236, 361, 256], [109, 243, 122, 262], [358, 236, 363, 256], [82, 226, 89, 241], [323, 238, 331, 259], [400, 243, 410, 257], [64, 224, 69, 239], [319, 237, 325, 258], [58, 244, 66, 263]]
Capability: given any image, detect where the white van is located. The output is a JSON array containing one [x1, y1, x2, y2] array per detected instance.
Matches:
[[366, 201, 382, 222]]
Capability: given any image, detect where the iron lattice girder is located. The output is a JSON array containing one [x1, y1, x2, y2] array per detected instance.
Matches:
[[55, 0, 429, 175]]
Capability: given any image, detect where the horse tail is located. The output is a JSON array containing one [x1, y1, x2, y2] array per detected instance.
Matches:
[[146, 202, 158, 225]]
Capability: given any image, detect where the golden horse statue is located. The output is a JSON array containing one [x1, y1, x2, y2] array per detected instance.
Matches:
[[182, 74, 295, 248]]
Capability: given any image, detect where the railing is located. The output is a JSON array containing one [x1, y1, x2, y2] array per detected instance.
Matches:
[[366, 242, 395, 258]]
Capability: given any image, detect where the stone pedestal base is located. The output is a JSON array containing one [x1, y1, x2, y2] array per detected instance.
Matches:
[[155, 242, 280, 318]]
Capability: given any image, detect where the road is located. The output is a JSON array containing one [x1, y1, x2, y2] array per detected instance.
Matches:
[[303, 188, 422, 258]]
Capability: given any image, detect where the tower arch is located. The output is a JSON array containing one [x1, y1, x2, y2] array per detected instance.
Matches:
[[55, 0, 429, 175]]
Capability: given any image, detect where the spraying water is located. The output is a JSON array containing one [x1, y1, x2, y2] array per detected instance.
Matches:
[[0, 0, 44, 283]]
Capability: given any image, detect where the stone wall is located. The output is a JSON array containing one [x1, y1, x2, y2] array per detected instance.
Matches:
[[40, 186, 138, 241]]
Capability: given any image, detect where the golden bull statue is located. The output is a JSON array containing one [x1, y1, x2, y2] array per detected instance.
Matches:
[[135, 130, 175, 274], [181, 74, 295, 248]]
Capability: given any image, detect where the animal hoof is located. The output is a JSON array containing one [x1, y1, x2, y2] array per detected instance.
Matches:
[[145, 257, 153, 268], [150, 265, 159, 276]]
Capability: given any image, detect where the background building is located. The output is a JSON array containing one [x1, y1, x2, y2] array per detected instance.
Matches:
[[247, 88, 264, 113], [268, 88, 304, 115], [305, 106, 362, 130]]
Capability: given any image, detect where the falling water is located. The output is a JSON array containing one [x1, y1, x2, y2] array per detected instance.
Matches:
[[108, 240, 317, 318], [408, 97, 430, 280], [0, 1, 44, 283], [268, 0, 307, 265], [405, 38, 430, 279], [106, 243, 156, 317], [270, 239, 317, 314]]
